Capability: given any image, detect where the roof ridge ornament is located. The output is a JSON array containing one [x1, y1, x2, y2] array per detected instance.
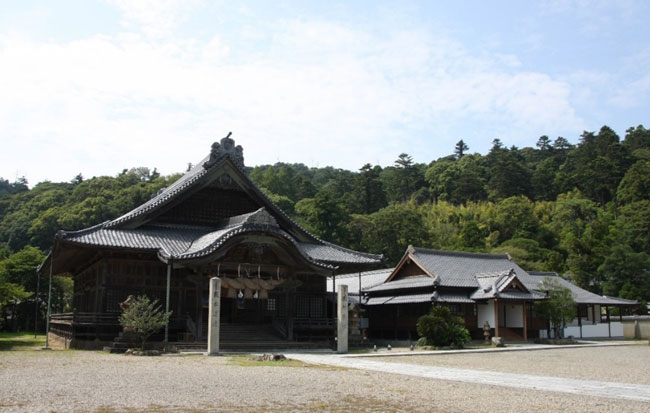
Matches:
[[203, 132, 245, 169], [243, 207, 279, 227]]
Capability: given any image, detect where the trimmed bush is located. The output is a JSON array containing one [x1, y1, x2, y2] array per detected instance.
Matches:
[[416, 305, 471, 348]]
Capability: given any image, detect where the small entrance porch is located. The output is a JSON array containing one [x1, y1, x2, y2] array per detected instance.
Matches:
[[477, 299, 542, 342]]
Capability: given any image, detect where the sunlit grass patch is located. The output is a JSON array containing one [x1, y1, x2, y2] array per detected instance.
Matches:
[[227, 355, 311, 367], [0, 332, 46, 350]]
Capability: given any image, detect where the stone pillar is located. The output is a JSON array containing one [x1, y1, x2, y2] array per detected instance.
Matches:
[[337, 284, 348, 353], [207, 277, 221, 356]]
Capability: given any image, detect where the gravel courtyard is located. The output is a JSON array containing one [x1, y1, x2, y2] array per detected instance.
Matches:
[[1, 346, 649, 413], [374, 344, 650, 384]]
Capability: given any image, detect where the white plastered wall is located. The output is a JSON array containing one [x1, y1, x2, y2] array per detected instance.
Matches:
[[477, 300, 495, 328], [504, 303, 524, 328]]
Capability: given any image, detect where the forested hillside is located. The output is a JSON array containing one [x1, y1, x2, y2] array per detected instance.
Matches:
[[1, 125, 649, 330]]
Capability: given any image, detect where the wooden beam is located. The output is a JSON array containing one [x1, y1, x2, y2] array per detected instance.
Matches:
[[578, 305, 582, 339], [164, 260, 172, 343], [522, 301, 528, 342], [494, 299, 500, 337]]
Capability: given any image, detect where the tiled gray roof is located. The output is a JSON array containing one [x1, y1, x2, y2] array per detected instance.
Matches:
[[59, 224, 210, 256], [410, 247, 537, 288], [602, 296, 638, 305], [365, 296, 396, 306], [107, 159, 211, 228], [528, 272, 638, 305], [99, 139, 382, 267], [382, 293, 432, 305], [364, 275, 436, 293], [364, 293, 432, 305], [495, 290, 546, 301], [471, 270, 545, 301], [299, 243, 382, 265], [59, 209, 358, 269], [327, 268, 393, 294], [432, 292, 474, 304]]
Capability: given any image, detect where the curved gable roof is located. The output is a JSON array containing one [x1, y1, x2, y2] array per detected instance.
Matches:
[[50, 134, 382, 272]]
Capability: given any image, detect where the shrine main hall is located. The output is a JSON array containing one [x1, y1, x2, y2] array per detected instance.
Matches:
[[44, 134, 383, 349]]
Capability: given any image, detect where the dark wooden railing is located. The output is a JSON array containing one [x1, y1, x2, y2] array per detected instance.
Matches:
[[48, 312, 188, 342]]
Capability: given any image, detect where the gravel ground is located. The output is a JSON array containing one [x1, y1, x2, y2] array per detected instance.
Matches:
[[373, 344, 650, 385], [1, 349, 649, 413]]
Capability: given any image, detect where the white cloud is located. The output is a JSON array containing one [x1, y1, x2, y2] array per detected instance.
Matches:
[[0, 3, 586, 184], [107, 0, 205, 38]]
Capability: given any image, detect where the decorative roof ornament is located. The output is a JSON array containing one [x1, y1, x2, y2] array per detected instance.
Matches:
[[243, 208, 279, 227], [203, 132, 245, 169]]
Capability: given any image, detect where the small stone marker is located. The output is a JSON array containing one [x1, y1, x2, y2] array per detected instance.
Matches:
[[207, 277, 221, 356], [252, 353, 286, 361], [337, 284, 348, 353], [492, 336, 504, 347]]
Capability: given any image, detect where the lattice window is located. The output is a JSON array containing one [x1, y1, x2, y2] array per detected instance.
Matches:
[[267, 298, 276, 313], [296, 295, 310, 317], [105, 289, 125, 313], [310, 296, 324, 317], [448, 304, 460, 315]]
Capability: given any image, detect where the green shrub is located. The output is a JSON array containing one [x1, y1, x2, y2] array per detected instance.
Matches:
[[416, 305, 471, 348], [118, 295, 172, 350]]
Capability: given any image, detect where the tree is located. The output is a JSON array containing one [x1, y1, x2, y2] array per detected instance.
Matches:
[[352, 202, 426, 265], [486, 148, 532, 201], [536, 135, 552, 151], [425, 160, 459, 202], [599, 245, 650, 307], [416, 305, 471, 348], [553, 137, 572, 151], [535, 277, 576, 338], [350, 164, 386, 214], [295, 191, 350, 245], [454, 140, 469, 159], [616, 160, 650, 205], [71, 174, 84, 185], [457, 220, 485, 249], [488, 196, 539, 243], [564, 126, 632, 206], [383, 154, 425, 203], [118, 295, 172, 350], [623, 125, 650, 153]]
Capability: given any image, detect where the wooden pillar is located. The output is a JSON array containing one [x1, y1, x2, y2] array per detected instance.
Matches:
[[196, 273, 203, 340], [606, 306, 611, 338], [522, 301, 528, 342], [578, 305, 582, 339], [286, 277, 294, 341], [619, 307, 623, 322], [44, 248, 54, 349], [164, 260, 172, 343], [494, 299, 500, 337]]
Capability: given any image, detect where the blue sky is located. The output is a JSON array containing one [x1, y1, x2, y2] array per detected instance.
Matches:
[[1, 1, 649, 185]]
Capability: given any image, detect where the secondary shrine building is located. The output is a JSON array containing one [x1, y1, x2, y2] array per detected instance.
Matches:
[[336, 246, 638, 342], [43, 135, 382, 349]]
